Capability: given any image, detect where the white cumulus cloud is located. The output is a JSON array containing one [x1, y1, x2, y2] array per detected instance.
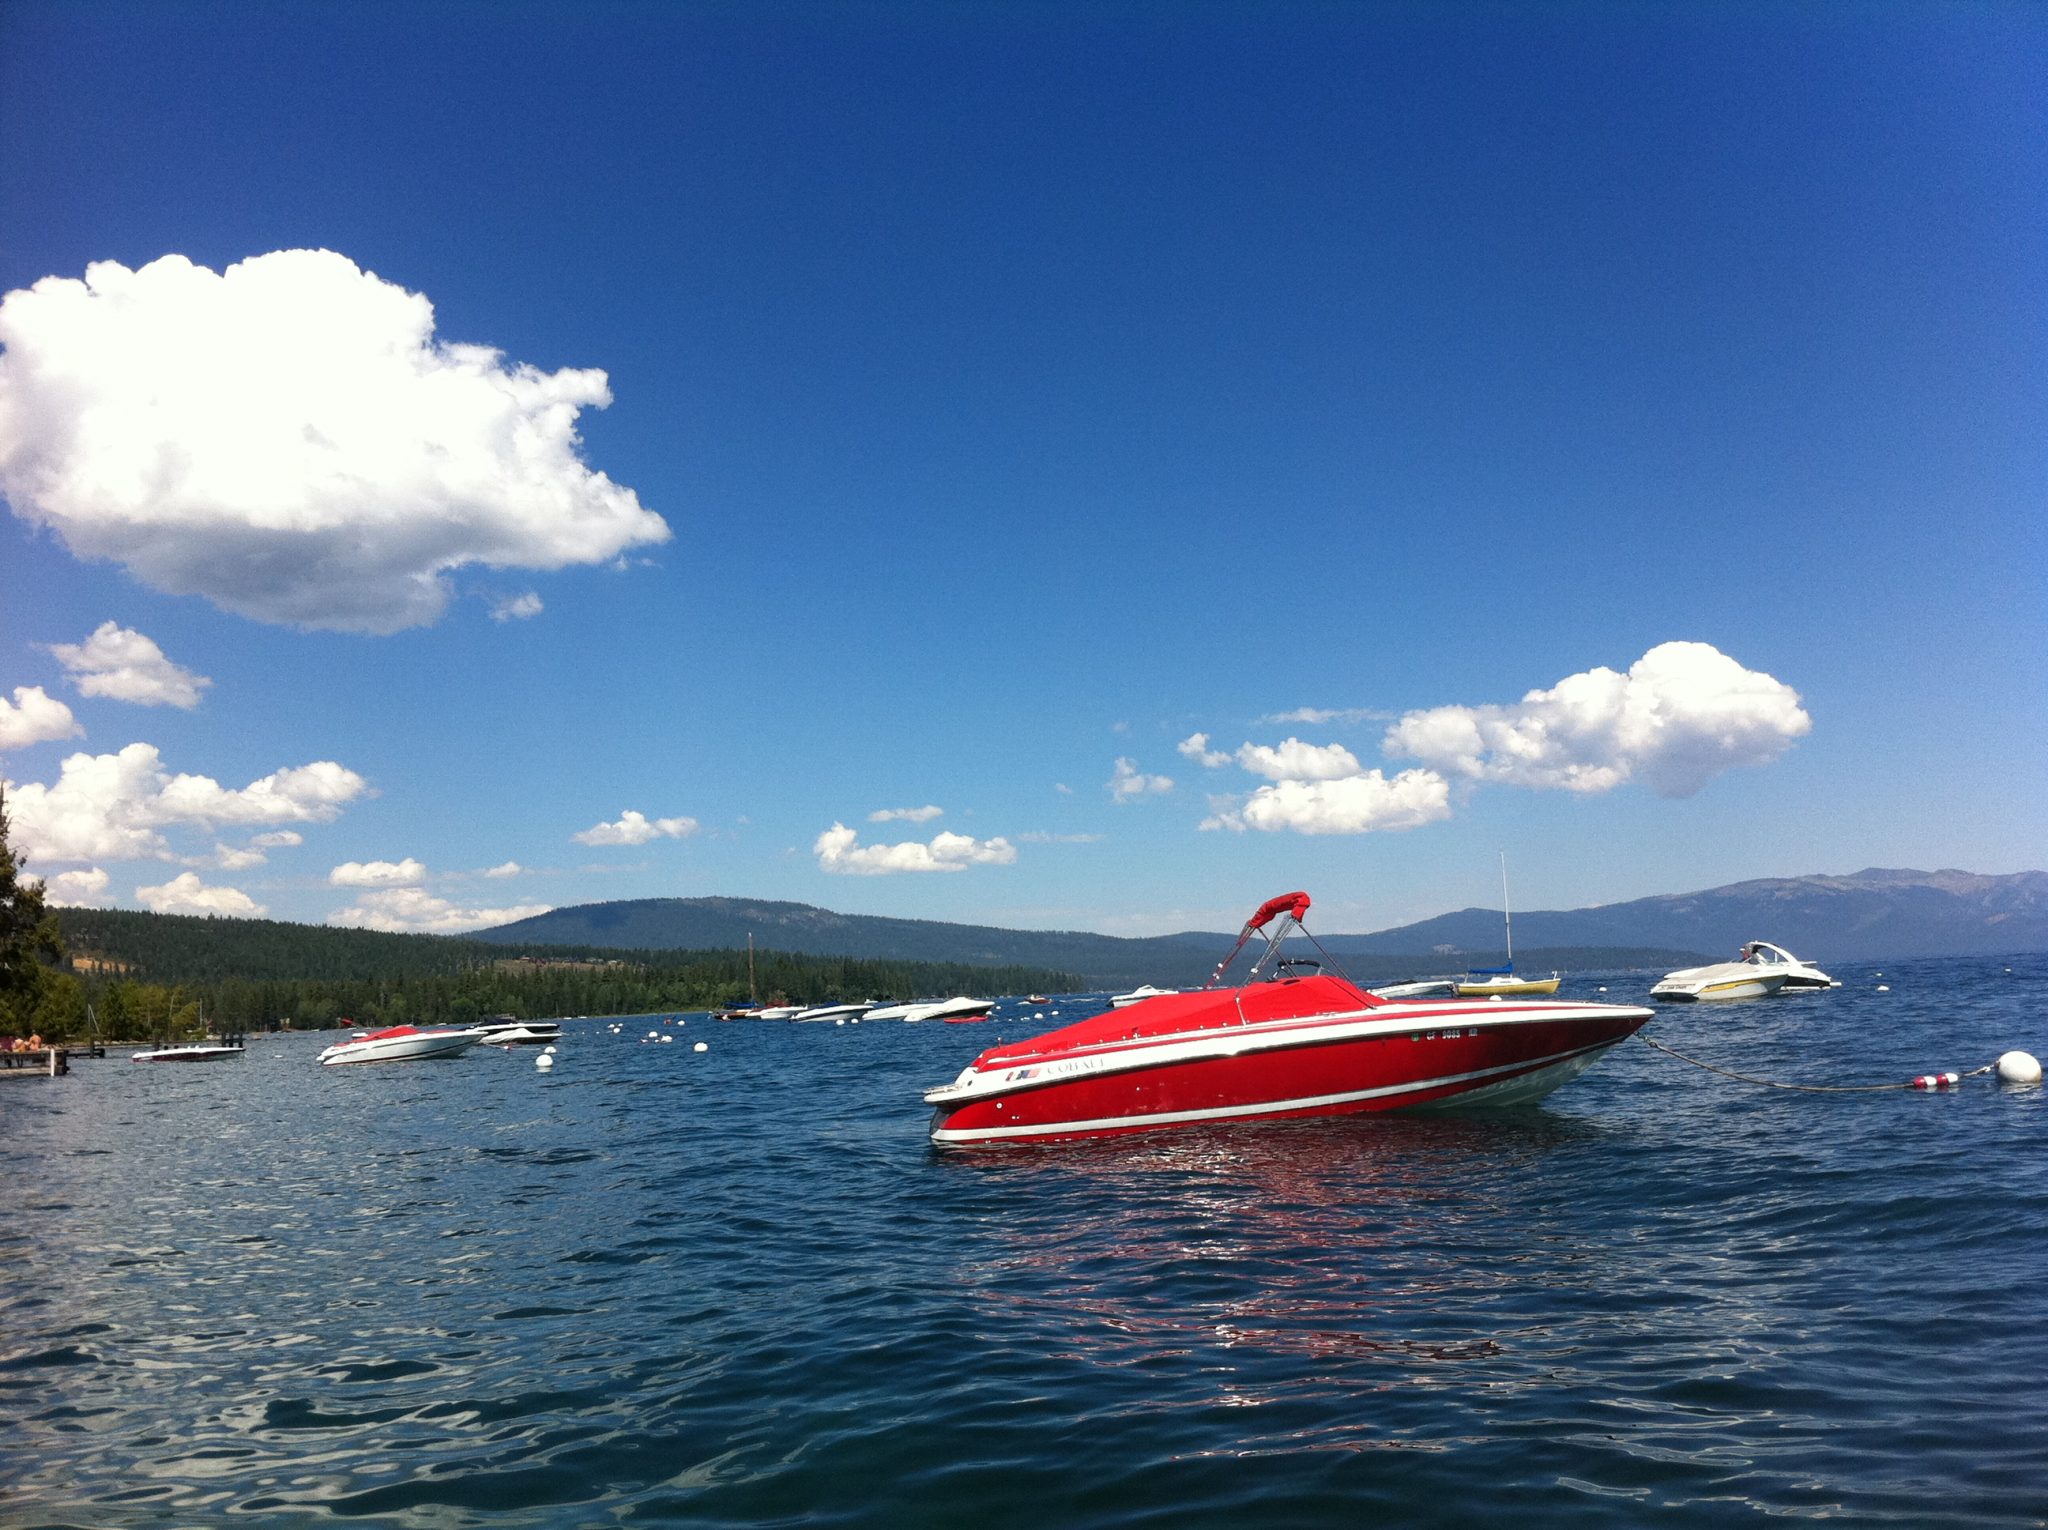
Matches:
[[1202, 770, 1454, 835], [0, 685, 82, 749], [573, 810, 698, 846], [0, 250, 670, 633], [1232, 737, 1365, 781], [5, 742, 368, 863], [47, 622, 210, 707], [1383, 641, 1812, 798], [868, 804, 944, 823], [328, 857, 427, 888], [250, 830, 303, 849], [1176, 732, 1233, 768], [32, 866, 111, 907], [483, 860, 522, 879], [327, 886, 551, 934], [1108, 757, 1174, 801], [1181, 732, 1365, 780], [136, 871, 265, 918], [813, 822, 1017, 875]]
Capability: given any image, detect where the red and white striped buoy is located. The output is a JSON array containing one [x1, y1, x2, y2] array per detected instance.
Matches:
[[1911, 1072, 1960, 1090]]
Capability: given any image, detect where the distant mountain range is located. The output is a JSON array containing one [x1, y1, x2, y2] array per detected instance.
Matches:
[[1332, 868, 2048, 963], [473, 868, 2048, 985]]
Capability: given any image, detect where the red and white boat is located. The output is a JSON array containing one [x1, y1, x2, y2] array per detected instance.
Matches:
[[316, 1025, 485, 1066], [925, 892, 1655, 1148]]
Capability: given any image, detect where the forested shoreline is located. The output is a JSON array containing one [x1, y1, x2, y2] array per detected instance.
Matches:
[[7, 908, 1082, 1042]]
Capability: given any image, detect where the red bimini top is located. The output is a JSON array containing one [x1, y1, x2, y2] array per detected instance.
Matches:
[[968, 973, 1384, 1071]]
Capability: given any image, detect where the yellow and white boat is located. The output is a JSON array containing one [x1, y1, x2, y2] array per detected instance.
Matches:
[[1650, 958, 1790, 1003], [1454, 969, 1563, 997], [1453, 853, 1561, 996]]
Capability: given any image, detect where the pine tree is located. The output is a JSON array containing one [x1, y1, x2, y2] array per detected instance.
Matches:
[[0, 785, 65, 1024]]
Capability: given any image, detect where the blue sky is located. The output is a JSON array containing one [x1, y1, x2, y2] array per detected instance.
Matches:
[[1, 1, 2042, 939]]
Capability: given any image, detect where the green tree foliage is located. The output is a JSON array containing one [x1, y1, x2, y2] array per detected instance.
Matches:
[[0, 786, 65, 1030]]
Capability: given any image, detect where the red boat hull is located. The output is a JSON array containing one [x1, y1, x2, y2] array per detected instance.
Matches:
[[926, 979, 1653, 1147]]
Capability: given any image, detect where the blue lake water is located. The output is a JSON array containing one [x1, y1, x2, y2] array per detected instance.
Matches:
[[4, 955, 2046, 1528]]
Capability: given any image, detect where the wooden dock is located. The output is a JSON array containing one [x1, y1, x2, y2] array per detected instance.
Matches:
[[0, 1047, 71, 1077]]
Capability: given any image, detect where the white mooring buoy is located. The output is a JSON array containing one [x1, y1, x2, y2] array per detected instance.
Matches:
[[1996, 1051, 2043, 1085], [536, 1053, 553, 1070], [1876, 985, 1890, 993], [693, 1041, 708, 1053]]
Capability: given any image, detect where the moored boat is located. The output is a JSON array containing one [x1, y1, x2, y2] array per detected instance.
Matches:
[[1650, 956, 1789, 1002], [926, 891, 1655, 1148], [132, 1039, 246, 1063], [1738, 941, 1837, 991], [1450, 854, 1559, 994], [316, 1025, 485, 1065], [473, 1018, 563, 1046], [792, 1002, 871, 1023], [902, 996, 996, 1024], [1453, 969, 1562, 997], [1109, 983, 1180, 1008]]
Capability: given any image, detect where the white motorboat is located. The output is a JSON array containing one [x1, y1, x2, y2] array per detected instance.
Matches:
[[131, 1040, 246, 1063], [1738, 941, 1837, 990], [1109, 984, 1180, 1008], [791, 1002, 872, 1023], [754, 1005, 804, 1022], [473, 1018, 563, 1047], [1650, 957, 1790, 1003], [906, 996, 996, 1024], [316, 1025, 485, 1065], [866, 996, 995, 1023]]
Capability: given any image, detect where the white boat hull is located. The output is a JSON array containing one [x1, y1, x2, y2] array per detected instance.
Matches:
[[317, 1028, 484, 1065], [473, 1023, 562, 1047], [1651, 963, 1790, 1002], [131, 1044, 245, 1063]]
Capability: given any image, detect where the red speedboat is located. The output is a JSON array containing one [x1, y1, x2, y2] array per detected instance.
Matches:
[[925, 891, 1655, 1148]]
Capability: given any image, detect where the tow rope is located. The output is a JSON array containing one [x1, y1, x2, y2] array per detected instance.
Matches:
[[1637, 1033, 1999, 1093]]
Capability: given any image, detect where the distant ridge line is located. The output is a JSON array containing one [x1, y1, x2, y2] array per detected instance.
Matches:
[[471, 868, 2048, 980]]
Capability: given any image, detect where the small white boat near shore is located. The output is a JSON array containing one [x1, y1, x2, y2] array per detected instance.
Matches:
[[316, 1025, 485, 1065], [131, 1039, 246, 1063]]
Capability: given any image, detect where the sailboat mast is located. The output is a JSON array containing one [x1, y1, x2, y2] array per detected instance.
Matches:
[[1500, 851, 1514, 967], [748, 932, 757, 1003]]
